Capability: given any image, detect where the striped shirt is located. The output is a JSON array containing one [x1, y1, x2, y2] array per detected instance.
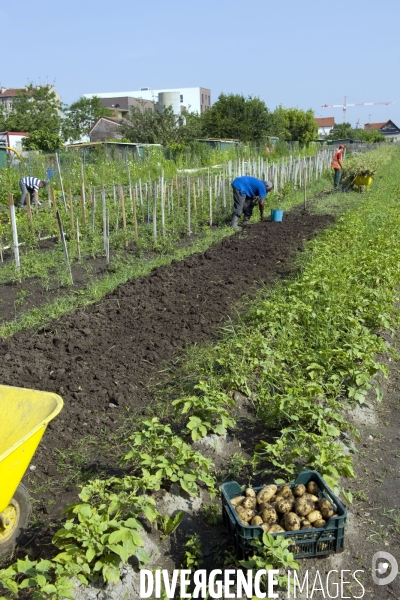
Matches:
[[21, 176, 40, 191]]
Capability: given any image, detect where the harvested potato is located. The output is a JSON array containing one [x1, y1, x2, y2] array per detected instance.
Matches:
[[318, 498, 335, 519], [239, 519, 248, 526], [293, 484, 306, 497], [307, 481, 320, 495], [236, 506, 256, 522], [256, 485, 277, 504], [294, 496, 315, 517], [231, 496, 245, 507], [245, 488, 256, 498], [307, 510, 323, 524], [276, 498, 293, 514], [251, 515, 264, 526], [270, 501, 278, 511], [258, 501, 273, 512], [261, 523, 270, 532], [283, 512, 301, 531], [261, 507, 278, 525], [242, 497, 257, 510], [267, 524, 285, 534], [313, 519, 327, 529], [304, 493, 319, 503], [276, 484, 292, 498], [301, 520, 311, 529]]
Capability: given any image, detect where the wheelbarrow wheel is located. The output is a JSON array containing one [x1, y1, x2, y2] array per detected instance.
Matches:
[[0, 484, 32, 558]]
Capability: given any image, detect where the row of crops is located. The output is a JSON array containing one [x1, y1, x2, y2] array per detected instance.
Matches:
[[0, 146, 398, 597], [0, 147, 333, 284]]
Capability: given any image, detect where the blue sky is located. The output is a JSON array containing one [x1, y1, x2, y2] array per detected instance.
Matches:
[[2, 0, 399, 128]]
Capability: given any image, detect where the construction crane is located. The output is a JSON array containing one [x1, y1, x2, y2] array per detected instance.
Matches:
[[321, 96, 396, 123]]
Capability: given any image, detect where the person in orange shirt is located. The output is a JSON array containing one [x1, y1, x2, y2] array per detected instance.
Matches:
[[331, 145, 345, 189]]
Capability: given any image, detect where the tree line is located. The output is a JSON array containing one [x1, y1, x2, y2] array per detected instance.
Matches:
[[0, 85, 384, 152]]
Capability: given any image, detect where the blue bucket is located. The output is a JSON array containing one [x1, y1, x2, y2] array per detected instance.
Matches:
[[271, 209, 284, 222], [46, 168, 54, 180]]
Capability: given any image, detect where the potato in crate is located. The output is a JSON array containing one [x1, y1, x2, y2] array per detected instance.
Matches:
[[221, 470, 347, 559]]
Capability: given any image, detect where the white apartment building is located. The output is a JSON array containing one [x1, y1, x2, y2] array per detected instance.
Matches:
[[84, 87, 211, 115]]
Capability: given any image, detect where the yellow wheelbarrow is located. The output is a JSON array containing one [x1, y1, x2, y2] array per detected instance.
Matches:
[[0, 385, 63, 557]]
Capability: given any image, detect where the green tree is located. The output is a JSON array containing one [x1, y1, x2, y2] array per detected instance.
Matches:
[[62, 96, 113, 142], [327, 122, 353, 140], [200, 93, 272, 142], [273, 107, 318, 145], [5, 84, 62, 136], [23, 129, 63, 152], [118, 104, 201, 146], [327, 122, 385, 142]]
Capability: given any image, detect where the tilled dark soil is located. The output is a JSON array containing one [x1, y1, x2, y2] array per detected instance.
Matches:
[[0, 211, 334, 524]]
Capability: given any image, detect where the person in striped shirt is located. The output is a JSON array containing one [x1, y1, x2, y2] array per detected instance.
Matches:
[[18, 176, 47, 207]]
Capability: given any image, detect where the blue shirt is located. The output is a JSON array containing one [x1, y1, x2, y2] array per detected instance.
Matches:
[[232, 176, 267, 199]]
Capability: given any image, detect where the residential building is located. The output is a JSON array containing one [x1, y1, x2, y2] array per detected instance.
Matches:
[[315, 117, 335, 138], [0, 84, 61, 116], [84, 87, 211, 115], [99, 96, 154, 119], [364, 120, 400, 141], [88, 116, 130, 143]]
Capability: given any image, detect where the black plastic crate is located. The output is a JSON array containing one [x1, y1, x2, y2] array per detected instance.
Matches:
[[221, 470, 347, 559]]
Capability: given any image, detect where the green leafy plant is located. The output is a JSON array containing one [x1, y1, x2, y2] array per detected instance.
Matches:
[[156, 511, 185, 538], [52, 478, 158, 584], [240, 533, 300, 592], [172, 381, 236, 441], [184, 534, 203, 569], [123, 418, 216, 496]]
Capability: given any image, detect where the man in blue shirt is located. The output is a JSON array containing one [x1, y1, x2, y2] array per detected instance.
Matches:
[[231, 176, 273, 229]]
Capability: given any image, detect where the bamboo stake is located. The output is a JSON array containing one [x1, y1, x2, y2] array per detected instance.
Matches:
[[187, 176, 191, 235], [69, 188, 75, 232], [8, 193, 20, 274], [56, 210, 73, 283]]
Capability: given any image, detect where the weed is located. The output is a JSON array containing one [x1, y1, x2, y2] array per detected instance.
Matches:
[[184, 534, 203, 569]]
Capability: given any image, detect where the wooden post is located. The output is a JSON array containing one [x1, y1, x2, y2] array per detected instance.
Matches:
[[152, 182, 157, 241], [81, 183, 87, 227], [119, 184, 128, 247], [209, 185, 213, 227], [8, 193, 20, 273], [106, 209, 110, 264], [160, 174, 165, 238], [55, 152, 67, 211], [91, 187, 96, 232], [50, 187, 57, 219], [26, 193, 33, 228], [69, 188, 75, 232], [102, 185, 107, 253], [56, 210, 73, 283], [193, 181, 196, 212], [76, 217, 81, 260], [187, 176, 191, 235], [304, 168, 307, 211], [132, 188, 138, 239]]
